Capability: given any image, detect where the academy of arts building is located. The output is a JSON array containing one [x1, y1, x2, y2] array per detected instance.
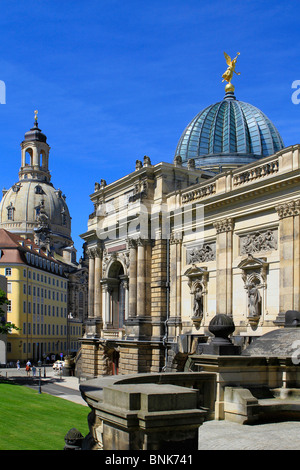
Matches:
[[1, 53, 299, 375], [79, 54, 300, 378]]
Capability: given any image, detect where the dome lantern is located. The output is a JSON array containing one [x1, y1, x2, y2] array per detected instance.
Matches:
[[19, 110, 51, 183]]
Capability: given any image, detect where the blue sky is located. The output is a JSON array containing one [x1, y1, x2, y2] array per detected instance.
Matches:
[[0, 0, 299, 253]]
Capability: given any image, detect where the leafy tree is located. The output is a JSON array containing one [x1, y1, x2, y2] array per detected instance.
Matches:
[[0, 289, 20, 334]]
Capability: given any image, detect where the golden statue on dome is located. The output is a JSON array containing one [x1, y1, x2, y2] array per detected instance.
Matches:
[[34, 109, 38, 122], [222, 52, 240, 92]]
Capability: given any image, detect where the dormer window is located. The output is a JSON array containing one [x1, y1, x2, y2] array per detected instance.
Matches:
[[61, 209, 67, 226], [7, 202, 15, 221], [35, 185, 44, 195]]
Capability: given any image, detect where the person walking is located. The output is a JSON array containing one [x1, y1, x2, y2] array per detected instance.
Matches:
[[25, 360, 31, 377], [16, 360, 20, 370]]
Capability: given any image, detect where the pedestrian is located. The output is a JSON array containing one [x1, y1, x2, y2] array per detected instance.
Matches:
[[32, 365, 36, 377], [16, 360, 20, 370], [25, 363, 31, 376]]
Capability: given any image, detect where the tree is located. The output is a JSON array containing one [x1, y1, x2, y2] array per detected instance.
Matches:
[[0, 289, 20, 334]]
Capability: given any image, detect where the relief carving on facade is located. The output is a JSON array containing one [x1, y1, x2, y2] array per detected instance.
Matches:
[[102, 248, 130, 277], [240, 229, 277, 255], [186, 242, 216, 264]]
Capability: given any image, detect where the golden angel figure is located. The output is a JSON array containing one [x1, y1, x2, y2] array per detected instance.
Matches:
[[222, 52, 240, 83]]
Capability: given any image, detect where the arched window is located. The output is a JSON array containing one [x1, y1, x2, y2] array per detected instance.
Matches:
[[40, 150, 47, 169], [35, 185, 44, 195], [7, 203, 14, 221], [61, 210, 67, 226], [25, 148, 33, 166]]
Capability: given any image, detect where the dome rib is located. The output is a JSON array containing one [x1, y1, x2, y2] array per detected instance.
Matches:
[[175, 92, 284, 170]]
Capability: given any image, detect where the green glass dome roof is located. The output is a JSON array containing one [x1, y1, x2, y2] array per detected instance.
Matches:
[[175, 91, 285, 169]]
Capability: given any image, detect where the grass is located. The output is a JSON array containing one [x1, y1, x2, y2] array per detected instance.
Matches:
[[0, 380, 90, 450]]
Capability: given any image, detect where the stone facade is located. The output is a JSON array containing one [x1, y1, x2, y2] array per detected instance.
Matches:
[[78, 144, 300, 378]]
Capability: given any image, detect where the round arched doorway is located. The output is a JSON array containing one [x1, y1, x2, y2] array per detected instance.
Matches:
[[104, 260, 128, 330]]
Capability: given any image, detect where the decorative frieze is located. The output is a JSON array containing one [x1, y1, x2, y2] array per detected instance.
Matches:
[[186, 242, 216, 264], [240, 229, 277, 255]]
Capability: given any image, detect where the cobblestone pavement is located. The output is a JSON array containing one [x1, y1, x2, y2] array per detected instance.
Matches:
[[198, 420, 300, 450]]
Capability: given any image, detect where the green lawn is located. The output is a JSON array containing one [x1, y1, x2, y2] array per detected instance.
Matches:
[[0, 380, 90, 450]]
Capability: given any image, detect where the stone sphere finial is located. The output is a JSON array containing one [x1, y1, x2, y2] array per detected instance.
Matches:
[[208, 314, 235, 343]]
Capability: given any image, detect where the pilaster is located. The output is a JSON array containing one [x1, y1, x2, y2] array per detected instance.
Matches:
[[213, 217, 234, 316]]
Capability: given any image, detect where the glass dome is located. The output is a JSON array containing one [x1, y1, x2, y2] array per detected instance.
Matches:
[[175, 92, 285, 170]]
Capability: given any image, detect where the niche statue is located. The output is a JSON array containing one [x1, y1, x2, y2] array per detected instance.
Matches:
[[247, 282, 261, 319], [193, 285, 203, 319]]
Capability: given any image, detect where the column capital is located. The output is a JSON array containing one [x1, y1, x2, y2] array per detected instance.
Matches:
[[276, 199, 300, 219], [170, 232, 182, 245], [87, 243, 103, 258], [127, 237, 137, 249], [213, 217, 234, 234]]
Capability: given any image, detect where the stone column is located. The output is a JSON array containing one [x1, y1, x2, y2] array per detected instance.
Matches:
[[128, 238, 137, 318], [276, 199, 300, 317], [213, 218, 234, 316], [137, 238, 146, 317], [87, 249, 95, 318], [94, 247, 102, 321], [169, 235, 182, 338], [123, 279, 129, 320]]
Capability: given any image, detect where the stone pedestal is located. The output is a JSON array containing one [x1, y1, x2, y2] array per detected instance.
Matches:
[[80, 373, 212, 450]]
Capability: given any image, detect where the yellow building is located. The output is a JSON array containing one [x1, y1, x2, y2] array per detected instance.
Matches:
[[0, 228, 82, 363]]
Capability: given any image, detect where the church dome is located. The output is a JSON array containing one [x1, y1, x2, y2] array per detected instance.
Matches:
[[175, 91, 285, 170], [0, 114, 72, 253], [0, 181, 71, 243]]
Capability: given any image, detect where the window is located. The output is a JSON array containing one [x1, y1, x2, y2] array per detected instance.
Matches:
[[7, 205, 14, 221], [5, 268, 11, 276], [7, 300, 11, 312], [7, 282, 12, 293]]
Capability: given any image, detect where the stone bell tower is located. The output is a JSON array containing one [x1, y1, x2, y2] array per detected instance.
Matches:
[[19, 110, 51, 183]]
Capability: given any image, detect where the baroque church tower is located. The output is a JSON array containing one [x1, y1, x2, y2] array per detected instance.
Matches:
[[0, 112, 88, 327], [0, 111, 73, 257]]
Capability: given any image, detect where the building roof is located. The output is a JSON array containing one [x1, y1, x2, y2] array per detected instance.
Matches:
[[0, 229, 66, 276], [175, 91, 285, 170]]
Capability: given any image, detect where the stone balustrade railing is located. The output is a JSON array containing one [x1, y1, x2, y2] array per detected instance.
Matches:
[[182, 183, 216, 204], [233, 158, 279, 186], [181, 145, 300, 204]]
